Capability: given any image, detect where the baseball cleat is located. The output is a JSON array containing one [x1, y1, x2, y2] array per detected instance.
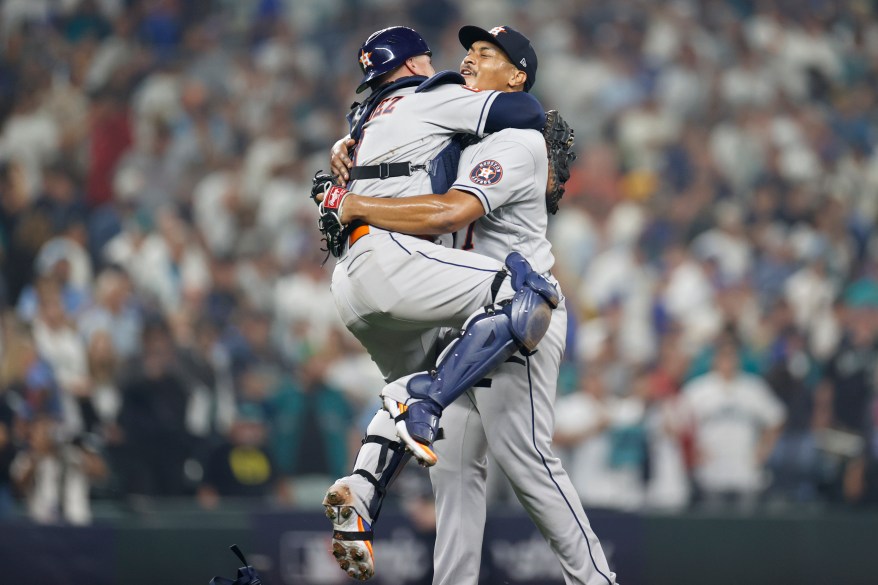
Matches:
[[323, 482, 375, 580], [382, 397, 438, 467]]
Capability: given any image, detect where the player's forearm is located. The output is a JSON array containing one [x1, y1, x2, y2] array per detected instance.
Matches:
[[343, 194, 463, 235]]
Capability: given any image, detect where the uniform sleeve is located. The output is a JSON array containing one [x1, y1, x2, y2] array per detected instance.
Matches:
[[451, 136, 544, 213], [484, 92, 545, 133], [422, 85, 500, 137]]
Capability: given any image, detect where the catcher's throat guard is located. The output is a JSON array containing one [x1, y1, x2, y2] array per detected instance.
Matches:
[[209, 545, 261, 585]]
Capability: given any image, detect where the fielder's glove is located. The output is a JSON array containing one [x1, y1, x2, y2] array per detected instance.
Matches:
[[311, 170, 351, 258], [209, 545, 262, 585], [543, 110, 576, 215]]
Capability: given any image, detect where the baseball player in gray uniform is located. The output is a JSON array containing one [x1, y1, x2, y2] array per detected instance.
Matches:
[[315, 25, 567, 581], [318, 26, 618, 585]]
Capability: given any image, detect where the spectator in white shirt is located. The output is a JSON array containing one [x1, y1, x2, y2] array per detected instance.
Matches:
[[555, 368, 648, 511], [78, 268, 143, 361], [681, 338, 786, 509], [10, 415, 107, 525], [32, 283, 92, 439]]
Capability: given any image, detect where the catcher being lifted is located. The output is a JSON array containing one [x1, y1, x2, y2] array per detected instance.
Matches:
[[311, 108, 576, 257], [305, 21, 618, 585]]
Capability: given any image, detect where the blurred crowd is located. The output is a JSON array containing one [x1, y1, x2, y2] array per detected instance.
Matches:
[[0, 0, 877, 525]]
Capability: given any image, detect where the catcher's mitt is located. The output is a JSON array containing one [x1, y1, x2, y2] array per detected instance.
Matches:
[[311, 170, 350, 258], [543, 110, 576, 215]]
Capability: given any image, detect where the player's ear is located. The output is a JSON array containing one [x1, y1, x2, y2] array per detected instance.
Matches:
[[509, 68, 527, 91], [405, 55, 430, 77]]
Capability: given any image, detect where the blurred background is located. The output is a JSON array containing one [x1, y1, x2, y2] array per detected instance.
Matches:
[[0, 0, 876, 584]]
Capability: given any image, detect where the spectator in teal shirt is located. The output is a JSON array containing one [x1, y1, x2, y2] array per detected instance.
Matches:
[[268, 357, 354, 489]]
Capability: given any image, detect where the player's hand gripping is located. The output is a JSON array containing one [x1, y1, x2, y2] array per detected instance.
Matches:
[[330, 135, 357, 182], [311, 171, 351, 257], [310, 171, 336, 204]]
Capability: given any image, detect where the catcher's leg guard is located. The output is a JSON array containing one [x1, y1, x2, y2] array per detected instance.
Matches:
[[323, 413, 411, 580], [352, 433, 411, 523], [386, 252, 559, 459]]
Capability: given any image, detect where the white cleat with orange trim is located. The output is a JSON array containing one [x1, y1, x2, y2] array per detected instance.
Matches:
[[381, 397, 438, 467], [323, 482, 375, 581]]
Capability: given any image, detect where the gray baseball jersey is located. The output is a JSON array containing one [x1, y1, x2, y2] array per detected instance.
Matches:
[[349, 84, 500, 199], [451, 128, 554, 274]]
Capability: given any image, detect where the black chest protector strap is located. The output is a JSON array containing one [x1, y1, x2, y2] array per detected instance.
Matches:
[[349, 161, 426, 180]]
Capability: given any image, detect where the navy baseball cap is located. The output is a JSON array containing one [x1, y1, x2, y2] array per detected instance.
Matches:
[[458, 25, 538, 92]]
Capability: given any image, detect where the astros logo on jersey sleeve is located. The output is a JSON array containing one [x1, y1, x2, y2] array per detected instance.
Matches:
[[470, 160, 503, 186]]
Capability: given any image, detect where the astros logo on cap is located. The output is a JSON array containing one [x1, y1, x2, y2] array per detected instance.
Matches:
[[359, 51, 373, 68], [470, 160, 503, 186], [489, 26, 507, 36]]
